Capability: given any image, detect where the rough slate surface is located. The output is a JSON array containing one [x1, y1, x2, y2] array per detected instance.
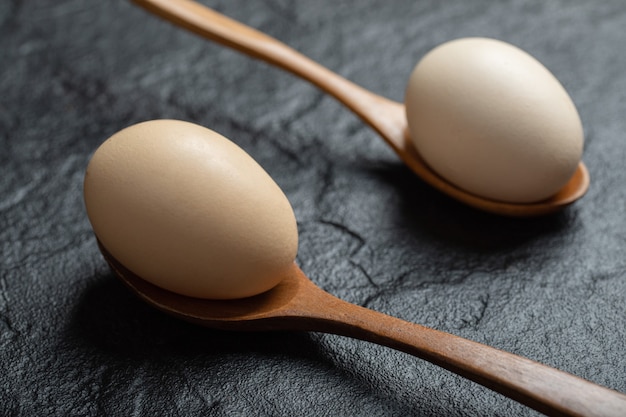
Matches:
[[2, 1, 626, 416]]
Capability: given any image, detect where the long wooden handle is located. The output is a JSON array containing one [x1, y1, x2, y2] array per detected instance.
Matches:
[[131, 0, 370, 99], [131, 0, 406, 151], [290, 276, 626, 417], [353, 312, 625, 417]]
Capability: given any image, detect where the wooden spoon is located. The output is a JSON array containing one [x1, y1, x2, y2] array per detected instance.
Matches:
[[131, 0, 589, 217], [99, 243, 626, 417]]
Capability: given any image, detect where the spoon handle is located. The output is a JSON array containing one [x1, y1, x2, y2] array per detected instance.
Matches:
[[290, 275, 626, 417], [131, 0, 407, 152]]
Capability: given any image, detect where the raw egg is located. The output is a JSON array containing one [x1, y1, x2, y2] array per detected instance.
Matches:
[[405, 37, 584, 203], [84, 119, 298, 299]]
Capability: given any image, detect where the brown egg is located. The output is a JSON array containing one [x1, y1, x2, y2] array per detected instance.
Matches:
[[405, 38, 584, 203], [84, 120, 298, 299]]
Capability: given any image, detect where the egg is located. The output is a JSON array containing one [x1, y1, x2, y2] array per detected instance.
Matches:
[[405, 37, 584, 203], [83, 119, 298, 300]]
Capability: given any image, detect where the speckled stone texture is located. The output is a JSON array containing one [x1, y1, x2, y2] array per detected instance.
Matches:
[[1, 1, 625, 416]]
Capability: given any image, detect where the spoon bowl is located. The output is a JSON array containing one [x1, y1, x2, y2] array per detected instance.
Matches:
[[132, 0, 589, 217], [99, 241, 626, 416]]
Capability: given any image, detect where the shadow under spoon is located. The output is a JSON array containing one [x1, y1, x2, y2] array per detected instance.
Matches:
[[100, 243, 626, 417], [131, 0, 589, 217]]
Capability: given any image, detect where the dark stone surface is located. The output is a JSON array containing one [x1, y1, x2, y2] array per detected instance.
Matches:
[[1, 1, 625, 416]]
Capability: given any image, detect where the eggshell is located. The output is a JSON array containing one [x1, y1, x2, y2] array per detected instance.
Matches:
[[84, 120, 298, 299], [405, 37, 584, 203]]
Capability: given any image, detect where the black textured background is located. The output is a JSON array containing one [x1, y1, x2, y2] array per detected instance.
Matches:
[[2, 1, 626, 416]]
